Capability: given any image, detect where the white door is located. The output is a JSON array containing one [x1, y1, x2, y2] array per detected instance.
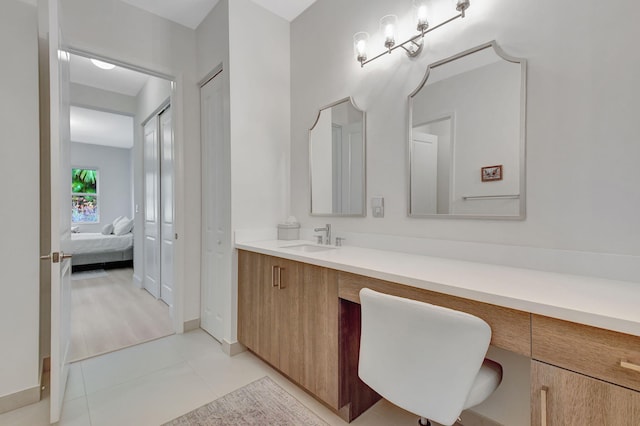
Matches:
[[143, 117, 160, 298], [200, 72, 227, 341], [46, 0, 72, 422], [343, 122, 364, 214], [411, 132, 439, 215], [159, 107, 174, 309]]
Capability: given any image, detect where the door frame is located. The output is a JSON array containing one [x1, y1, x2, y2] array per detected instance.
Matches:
[[64, 46, 184, 333]]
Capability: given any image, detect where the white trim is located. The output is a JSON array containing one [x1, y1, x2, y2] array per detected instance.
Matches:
[[0, 384, 41, 415], [222, 339, 246, 357]]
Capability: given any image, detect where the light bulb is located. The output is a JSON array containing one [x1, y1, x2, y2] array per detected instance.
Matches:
[[413, 0, 429, 32], [353, 32, 370, 65], [379, 15, 397, 49], [91, 59, 116, 70]]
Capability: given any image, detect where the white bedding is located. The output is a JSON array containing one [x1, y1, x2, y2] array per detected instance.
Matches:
[[69, 232, 133, 254]]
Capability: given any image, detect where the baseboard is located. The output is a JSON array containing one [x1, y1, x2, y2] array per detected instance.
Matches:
[[132, 273, 143, 288], [222, 339, 246, 356], [460, 409, 504, 426], [183, 318, 200, 332], [0, 382, 41, 415]]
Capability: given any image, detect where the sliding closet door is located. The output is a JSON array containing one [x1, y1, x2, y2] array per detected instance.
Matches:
[[143, 117, 160, 298], [159, 107, 174, 309]]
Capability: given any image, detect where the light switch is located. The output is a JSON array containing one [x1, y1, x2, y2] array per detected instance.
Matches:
[[371, 196, 384, 218]]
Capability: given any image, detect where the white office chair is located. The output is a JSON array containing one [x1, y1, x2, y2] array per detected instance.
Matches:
[[358, 288, 503, 426]]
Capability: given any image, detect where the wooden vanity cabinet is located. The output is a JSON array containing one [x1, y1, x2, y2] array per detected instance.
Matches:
[[532, 361, 640, 425], [531, 315, 640, 425], [237, 250, 340, 409]]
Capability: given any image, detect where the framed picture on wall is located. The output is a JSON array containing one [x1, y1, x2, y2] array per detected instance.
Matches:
[[481, 165, 503, 182]]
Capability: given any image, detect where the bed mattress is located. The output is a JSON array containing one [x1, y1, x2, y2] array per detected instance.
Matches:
[[69, 232, 133, 254]]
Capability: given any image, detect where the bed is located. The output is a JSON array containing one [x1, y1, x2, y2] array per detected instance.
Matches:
[[68, 232, 133, 270]]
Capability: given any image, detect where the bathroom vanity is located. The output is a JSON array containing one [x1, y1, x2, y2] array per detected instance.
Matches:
[[236, 241, 640, 425]]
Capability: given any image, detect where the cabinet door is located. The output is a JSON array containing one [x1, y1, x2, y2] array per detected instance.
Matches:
[[275, 258, 303, 380], [237, 251, 279, 367], [299, 264, 339, 408], [532, 361, 640, 425]]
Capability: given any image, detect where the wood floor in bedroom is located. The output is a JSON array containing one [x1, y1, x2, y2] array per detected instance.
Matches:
[[69, 267, 174, 362]]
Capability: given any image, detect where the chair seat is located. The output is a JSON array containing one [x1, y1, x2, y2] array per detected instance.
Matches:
[[463, 358, 503, 410]]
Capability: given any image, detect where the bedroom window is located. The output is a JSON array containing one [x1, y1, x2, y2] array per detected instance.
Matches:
[[72, 168, 99, 223]]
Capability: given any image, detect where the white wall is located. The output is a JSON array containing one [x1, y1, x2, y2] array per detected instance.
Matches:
[[228, 0, 290, 231], [70, 142, 133, 232], [60, 0, 201, 323], [290, 0, 640, 257], [70, 82, 136, 115], [0, 0, 40, 402]]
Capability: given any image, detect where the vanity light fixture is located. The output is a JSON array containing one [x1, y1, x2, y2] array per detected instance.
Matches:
[[354, 0, 471, 67], [91, 59, 116, 70]]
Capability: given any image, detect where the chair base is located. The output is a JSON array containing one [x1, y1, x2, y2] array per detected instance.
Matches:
[[418, 417, 431, 426]]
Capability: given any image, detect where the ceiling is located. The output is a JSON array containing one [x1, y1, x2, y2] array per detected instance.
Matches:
[[120, 0, 317, 28], [70, 54, 151, 97], [70, 106, 134, 149]]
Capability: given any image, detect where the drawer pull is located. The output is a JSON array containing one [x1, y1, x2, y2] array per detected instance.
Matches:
[[540, 386, 548, 426], [272, 266, 279, 287], [278, 267, 285, 289], [620, 360, 640, 373]]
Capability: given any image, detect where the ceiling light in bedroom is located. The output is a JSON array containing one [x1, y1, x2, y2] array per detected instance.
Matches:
[[91, 59, 116, 70]]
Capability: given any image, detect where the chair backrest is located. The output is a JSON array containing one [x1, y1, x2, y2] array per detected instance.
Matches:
[[358, 288, 492, 426]]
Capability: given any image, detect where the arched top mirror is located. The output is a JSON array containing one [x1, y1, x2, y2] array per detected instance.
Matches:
[[408, 41, 526, 219], [309, 97, 366, 216]]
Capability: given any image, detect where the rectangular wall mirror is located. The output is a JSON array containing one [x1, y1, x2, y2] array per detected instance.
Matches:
[[309, 97, 366, 216], [409, 41, 527, 219]]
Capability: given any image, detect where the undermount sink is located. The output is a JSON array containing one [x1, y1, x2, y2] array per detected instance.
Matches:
[[281, 243, 336, 253]]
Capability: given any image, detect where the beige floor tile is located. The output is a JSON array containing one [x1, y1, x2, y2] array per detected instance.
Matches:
[[86, 362, 215, 426], [80, 336, 184, 394]]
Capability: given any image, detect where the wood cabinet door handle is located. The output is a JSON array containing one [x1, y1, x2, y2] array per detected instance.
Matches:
[[620, 360, 640, 373], [540, 386, 548, 426], [278, 267, 285, 289], [272, 266, 279, 287]]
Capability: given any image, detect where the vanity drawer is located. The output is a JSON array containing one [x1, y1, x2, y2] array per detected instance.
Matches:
[[338, 272, 531, 356], [532, 314, 640, 391]]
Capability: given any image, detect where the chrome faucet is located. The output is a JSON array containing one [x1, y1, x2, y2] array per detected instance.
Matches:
[[313, 224, 331, 245]]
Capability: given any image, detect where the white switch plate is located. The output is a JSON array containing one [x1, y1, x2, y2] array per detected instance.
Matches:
[[371, 196, 384, 218]]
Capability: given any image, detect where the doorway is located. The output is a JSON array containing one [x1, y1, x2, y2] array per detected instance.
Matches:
[[66, 51, 176, 360]]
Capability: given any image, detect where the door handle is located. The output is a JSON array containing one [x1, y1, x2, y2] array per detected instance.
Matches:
[[40, 252, 73, 263]]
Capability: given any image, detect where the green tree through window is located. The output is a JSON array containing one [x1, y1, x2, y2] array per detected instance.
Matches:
[[72, 168, 99, 223]]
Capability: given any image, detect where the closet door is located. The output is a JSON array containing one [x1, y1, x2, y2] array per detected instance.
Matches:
[[159, 106, 174, 309], [143, 116, 160, 298], [200, 72, 228, 341]]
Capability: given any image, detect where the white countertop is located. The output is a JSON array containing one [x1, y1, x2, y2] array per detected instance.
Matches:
[[236, 239, 640, 337]]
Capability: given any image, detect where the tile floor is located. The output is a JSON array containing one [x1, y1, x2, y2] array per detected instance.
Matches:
[[0, 330, 490, 426]]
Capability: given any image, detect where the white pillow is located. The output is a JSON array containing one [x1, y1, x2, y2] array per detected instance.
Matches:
[[101, 223, 114, 235], [113, 218, 134, 236], [112, 216, 125, 227]]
